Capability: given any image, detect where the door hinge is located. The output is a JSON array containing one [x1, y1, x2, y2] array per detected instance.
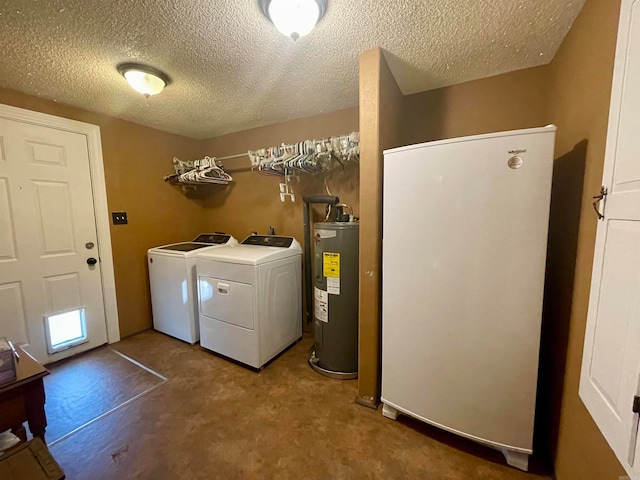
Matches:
[[633, 395, 640, 414]]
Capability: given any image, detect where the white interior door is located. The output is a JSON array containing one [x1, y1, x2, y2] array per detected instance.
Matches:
[[0, 117, 108, 364], [579, 0, 640, 475]]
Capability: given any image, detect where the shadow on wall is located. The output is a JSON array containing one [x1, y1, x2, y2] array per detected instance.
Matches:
[[401, 91, 447, 146], [182, 182, 236, 203], [534, 139, 588, 467]]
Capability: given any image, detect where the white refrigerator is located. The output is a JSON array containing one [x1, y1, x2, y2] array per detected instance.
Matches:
[[381, 125, 556, 471]]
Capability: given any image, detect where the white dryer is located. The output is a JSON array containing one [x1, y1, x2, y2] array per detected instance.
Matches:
[[147, 233, 237, 344], [196, 235, 302, 369]]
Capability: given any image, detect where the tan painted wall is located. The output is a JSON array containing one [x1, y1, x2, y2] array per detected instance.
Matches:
[[544, 0, 626, 478], [402, 66, 550, 145], [357, 48, 404, 406], [198, 107, 359, 242], [0, 88, 206, 337]]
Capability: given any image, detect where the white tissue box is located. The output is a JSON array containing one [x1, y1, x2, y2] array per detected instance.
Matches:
[[0, 337, 17, 386]]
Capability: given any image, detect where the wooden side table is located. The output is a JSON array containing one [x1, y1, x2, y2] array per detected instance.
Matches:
[[0, 347, 49, 444]]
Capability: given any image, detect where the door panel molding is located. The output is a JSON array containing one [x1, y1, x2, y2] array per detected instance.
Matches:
[[0, 103, 119, 344], [579, 0, 640, 475]]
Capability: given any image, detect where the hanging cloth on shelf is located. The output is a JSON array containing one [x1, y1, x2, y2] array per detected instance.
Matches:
[[245, 131, 359, 203], [248, 132, 359, 177], [164, 156, 233, 186]]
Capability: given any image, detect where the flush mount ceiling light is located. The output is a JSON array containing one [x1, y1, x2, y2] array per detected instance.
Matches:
[[259, 0, 327, 40], [117, 63, 171, 97]]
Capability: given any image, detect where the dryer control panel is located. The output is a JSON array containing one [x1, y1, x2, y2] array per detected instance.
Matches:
[[242, 235, 294, 248], [193, 233, 232, 244]]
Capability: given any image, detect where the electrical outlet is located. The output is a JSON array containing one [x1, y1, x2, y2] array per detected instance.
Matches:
[[112, 212, 128, 225]]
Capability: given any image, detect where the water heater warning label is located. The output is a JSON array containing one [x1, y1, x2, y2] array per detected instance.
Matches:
[[314, 287, 328, 323], [323, 252, 340, 278], [327, 277, 340, 295]]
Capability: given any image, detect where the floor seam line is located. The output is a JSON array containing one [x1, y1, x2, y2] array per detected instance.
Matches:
[[108, 347, 169, 381], [47, 379, 168, 448]]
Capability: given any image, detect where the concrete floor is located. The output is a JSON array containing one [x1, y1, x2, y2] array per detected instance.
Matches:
[[46, 331, 552, 479]]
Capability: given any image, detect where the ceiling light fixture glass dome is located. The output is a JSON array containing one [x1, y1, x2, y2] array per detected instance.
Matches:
[[117, 63, 171, 97], [260, 0, 327, 40]]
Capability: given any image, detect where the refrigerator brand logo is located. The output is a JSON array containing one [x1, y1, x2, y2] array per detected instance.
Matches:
[[507, 156, 524, 169], [508, 149, 527, 154]]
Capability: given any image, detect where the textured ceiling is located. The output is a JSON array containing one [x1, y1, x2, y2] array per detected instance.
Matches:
[[0, 0, 585, 139]]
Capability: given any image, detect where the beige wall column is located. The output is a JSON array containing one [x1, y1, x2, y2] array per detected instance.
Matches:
[[357, 48, 403, 407]]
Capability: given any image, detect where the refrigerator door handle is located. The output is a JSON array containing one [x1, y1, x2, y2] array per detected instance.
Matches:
[[592, 186, 608, 220]]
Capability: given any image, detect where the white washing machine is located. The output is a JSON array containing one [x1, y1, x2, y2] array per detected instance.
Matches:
[[147, 233, 237, 344], [196, 235, 302, 369]]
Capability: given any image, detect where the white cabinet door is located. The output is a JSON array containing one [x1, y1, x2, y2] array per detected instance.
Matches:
[[580, 0, 640, 475], [0, 117, 108, 363]]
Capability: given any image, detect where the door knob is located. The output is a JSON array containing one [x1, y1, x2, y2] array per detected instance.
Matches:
[[87, 257, 98, 265]]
